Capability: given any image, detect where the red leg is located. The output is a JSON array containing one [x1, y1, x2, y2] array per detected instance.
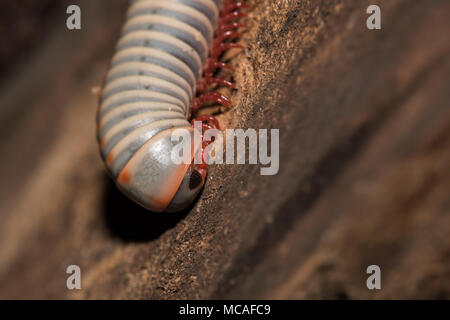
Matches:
[[197, 77, 236, 92], [220, 22, 247, 32], [193, 92, 232, 112], [191, 114, 221, 170], [223, 1, 251, 14], [203, 60, 235, 80], [191, 115, 220, 130], [191, 1, 248, 167]]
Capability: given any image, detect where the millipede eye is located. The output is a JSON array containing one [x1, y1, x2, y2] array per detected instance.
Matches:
[[189, 169, 203, 190]]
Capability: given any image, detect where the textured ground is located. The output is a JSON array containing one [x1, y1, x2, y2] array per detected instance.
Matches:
[[0, 0, 449, 299]]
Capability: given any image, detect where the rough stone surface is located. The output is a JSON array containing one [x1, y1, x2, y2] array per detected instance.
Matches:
[[0, 0, 449, 299]]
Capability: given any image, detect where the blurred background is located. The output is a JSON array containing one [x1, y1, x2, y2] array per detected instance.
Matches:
[[0, 0, 449, 299]]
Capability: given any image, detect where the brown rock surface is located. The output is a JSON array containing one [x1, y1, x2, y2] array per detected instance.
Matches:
[[0, 0, 449, 299]]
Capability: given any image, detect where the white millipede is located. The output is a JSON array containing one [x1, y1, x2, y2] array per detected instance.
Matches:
[[97, 0, 245, 212]]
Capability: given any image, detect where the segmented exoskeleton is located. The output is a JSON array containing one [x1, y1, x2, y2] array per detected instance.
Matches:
[[97, 0, 247, 212]]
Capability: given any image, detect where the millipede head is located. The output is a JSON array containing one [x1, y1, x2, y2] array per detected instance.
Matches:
[[166, 163, 207, 212], [113, 127, 205, 213]]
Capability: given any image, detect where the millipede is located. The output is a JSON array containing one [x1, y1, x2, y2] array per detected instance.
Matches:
[[96, 0, 248, 212]]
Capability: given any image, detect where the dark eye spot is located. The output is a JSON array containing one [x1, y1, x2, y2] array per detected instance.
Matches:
[[189, 170, 203, 189]]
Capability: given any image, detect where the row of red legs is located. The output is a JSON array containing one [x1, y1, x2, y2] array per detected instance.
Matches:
[[191, 0, 248, 170]]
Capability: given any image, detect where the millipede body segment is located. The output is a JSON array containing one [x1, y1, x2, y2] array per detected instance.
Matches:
[[96, 0, 246, 212]]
